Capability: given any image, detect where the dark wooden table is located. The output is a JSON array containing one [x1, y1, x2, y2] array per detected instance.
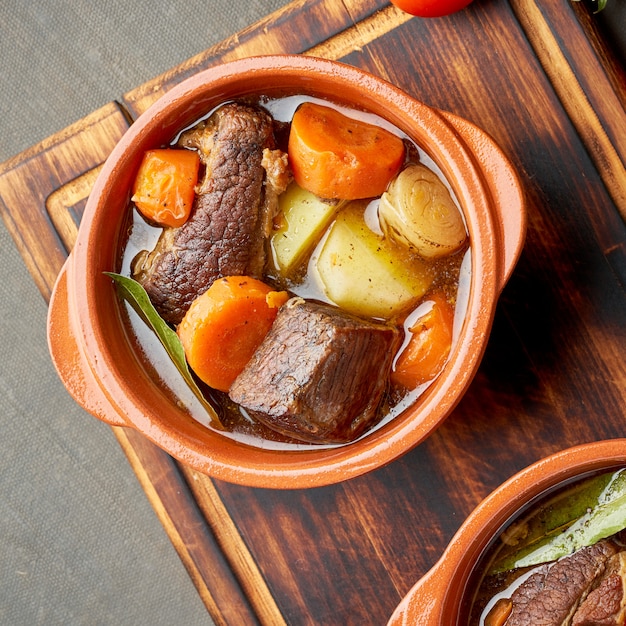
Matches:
[[1, 0, 625, 624]]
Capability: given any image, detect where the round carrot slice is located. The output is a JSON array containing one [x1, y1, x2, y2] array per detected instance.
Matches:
[[177, 276, 289, 392]]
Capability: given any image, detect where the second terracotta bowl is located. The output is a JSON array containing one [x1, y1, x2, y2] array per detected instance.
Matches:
[[388, 438, 626, 625], [47, 55, 525, 488]]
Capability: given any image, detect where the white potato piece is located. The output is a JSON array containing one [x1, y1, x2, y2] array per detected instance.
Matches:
[[379, 163, 467, 259], [271, 182, 339, 275], [315, 203, 433, 319]]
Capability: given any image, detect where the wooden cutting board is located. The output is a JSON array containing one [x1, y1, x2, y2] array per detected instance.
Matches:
[[1, 0, 625, 623]]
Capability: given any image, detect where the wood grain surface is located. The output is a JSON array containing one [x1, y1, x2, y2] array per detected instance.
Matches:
[[1, 0, 624, 624]]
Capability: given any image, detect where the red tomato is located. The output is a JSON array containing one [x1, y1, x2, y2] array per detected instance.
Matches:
[[390, 0, 474, 17]]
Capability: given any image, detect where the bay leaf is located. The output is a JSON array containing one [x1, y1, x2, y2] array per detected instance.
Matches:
[[105, 272, 223, 429], [491, 468, 626, 573]]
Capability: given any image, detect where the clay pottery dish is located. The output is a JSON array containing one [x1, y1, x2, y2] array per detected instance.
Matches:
[[47, 55, 526, 489], [388, 438, 626, 625]]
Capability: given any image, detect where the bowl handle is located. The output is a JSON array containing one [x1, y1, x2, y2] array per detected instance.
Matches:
[[387, 556, 453, 625], [440, 110, 527, 293], [47, 261, 128, 428]]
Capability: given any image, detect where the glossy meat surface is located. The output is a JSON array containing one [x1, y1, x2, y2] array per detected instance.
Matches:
[[132, 102, 286, 325], [506, 541, 619, 626], [228, 298, 400, 443]]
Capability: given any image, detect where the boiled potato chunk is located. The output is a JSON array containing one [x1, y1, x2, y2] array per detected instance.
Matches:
[[315, 204, 433, 319], [271, 182, 339, 276]]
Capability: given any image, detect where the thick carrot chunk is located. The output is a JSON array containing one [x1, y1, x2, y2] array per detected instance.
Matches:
[[288, 102, 405, 200], [132, 148, 200, 227], [392, 290, 454, 389], [177, 276, 289, 392]]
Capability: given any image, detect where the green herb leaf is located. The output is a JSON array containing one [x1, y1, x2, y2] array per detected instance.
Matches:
[[105, 272, 223, 429], [491, 469, 626, 573]]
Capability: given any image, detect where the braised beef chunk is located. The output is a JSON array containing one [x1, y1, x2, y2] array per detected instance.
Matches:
[[572, 552, 626, 626], [132, 102, 288, 325], [228, 298, 400, 443], [505, 540, 619, 626]]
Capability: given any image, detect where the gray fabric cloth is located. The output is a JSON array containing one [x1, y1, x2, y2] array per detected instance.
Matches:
[[0, 1, 290, 624]]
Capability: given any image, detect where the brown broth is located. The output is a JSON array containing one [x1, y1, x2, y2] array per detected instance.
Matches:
[[117, 94, 471, 449]]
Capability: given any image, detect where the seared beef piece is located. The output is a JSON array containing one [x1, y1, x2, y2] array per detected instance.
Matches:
[[228, 298, 400, 443], [132, 102, 289, 325], [572, 552, 626, 626], [505, 540, 619, 626]]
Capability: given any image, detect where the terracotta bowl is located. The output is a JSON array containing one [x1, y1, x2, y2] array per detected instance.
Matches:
[[388, 439, 626, 625], [47, 55, 525, 489]]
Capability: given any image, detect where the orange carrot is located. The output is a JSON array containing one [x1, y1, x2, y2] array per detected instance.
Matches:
[[177, 276, 289, 393], [484, 598, 513, 626], [391, 290, 455, 389], [288, 102, 405, 200], [131, 148, 200, 227]]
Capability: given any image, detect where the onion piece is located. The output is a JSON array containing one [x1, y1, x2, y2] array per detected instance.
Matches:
[[379, 164, 467, 259]]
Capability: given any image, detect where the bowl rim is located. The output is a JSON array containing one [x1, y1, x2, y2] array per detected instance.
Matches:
[[63, 54, 502, 488]]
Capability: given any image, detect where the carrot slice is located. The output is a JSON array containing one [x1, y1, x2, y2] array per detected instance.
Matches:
[[391, 290, 455, 389], [132, 148, 200, 227], [288, 102, 405, 200], [484, 598, 513, 626], [177, 276, 289, 393]]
